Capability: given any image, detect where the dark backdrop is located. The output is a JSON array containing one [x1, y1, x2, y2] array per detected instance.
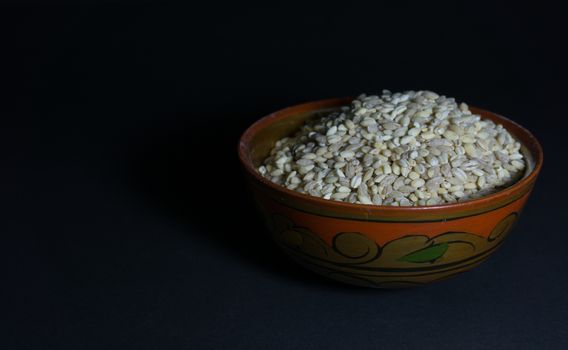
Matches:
[[4, 2, 568, 349]]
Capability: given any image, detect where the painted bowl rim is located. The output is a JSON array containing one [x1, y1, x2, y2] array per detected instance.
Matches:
[[238, 97, 543, 216]]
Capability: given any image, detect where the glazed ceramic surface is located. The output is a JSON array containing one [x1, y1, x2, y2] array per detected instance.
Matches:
[[238, 98, 543, 288]]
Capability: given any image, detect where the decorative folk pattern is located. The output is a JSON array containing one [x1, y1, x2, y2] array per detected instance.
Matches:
[[268, 213, 518, 288]]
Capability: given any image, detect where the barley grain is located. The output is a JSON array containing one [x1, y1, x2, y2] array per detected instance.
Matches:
[[259, 90, 525, 206]]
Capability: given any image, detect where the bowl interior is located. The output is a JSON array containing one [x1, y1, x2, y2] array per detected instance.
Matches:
[[248, 107, 339, 168], [240, 98, 543, 221]]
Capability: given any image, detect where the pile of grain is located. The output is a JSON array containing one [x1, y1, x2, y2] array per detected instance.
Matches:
[[258, 90, 525, 206]]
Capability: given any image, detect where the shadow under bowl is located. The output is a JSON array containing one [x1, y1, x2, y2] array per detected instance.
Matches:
[[238, 98, 543, 288]]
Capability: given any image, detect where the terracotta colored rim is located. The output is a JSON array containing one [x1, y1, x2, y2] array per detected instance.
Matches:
[[238, 98, 543, 219]]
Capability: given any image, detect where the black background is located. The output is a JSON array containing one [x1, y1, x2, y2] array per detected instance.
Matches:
[[4, 2, 568, 349]]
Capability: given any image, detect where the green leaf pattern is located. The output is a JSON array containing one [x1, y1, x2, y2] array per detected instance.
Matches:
[[399, 242, 449, 263]]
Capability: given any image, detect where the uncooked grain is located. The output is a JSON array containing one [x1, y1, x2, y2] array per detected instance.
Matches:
[[258, 90, 526, 206]]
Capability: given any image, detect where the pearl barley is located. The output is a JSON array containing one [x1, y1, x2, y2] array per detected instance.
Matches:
[[259, 90, 525, 206]]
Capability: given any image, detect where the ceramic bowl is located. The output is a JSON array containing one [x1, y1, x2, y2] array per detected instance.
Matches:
[[238, 98, 543, 288]]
